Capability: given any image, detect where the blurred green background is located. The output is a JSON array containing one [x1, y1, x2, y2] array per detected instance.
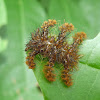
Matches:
[[0, 0, 100, 100]]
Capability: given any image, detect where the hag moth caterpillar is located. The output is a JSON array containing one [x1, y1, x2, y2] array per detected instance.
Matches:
[[25, 19, 86, 86]]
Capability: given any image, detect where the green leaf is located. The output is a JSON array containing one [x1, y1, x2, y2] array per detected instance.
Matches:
[[1, 0, 100, 100], [0, 0, 46, 100], [79, 33, 100, 69], [0, 0, 7, 27], [0, 37, 8, 53], [48, 0, 100, 39], [34, 33, 100, 100]]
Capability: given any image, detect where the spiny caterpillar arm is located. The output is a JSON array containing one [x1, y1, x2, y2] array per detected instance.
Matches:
[[56, 23, 74, 49], [59, 23, 74, 33], [26, 52, 36, 69], [43, 60, 55, 82], [61, 69, 72, 86], [41, 19, 57, 41], [72, 32, 87, 46]]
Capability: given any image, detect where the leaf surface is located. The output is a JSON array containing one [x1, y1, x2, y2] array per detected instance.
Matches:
[[0, 0, 46, 100]]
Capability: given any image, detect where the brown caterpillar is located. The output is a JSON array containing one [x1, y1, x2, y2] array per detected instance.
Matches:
[[25, 19, 86, 86]]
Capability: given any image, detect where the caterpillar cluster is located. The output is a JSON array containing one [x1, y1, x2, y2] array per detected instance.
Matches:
[[25, 19, 86, 87]]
